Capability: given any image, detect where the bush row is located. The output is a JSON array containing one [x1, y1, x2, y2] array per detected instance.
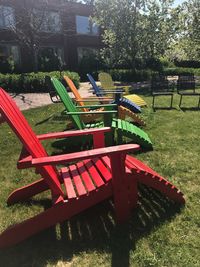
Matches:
[[0, 71, 80, 93], [97, 67, 200, 83], [91, 69, 154, 83], [174, 60, 200, 69]]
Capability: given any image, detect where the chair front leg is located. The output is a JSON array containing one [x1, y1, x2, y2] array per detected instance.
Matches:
[[170, 94, 174, 109], [110, 153, 130, 223], [179, 94, 183, 108]]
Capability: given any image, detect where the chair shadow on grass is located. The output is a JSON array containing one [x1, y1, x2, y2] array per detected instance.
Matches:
[[152, 106, 178, 112], [179, 106, 200, 112], [0, 182, 183, 267]]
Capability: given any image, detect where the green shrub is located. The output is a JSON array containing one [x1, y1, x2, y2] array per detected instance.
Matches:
[[0, 71, 80, 93], [101, 69, 154, 82]]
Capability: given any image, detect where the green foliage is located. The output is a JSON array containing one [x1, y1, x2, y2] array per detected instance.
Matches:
[[0, 56, 15, 74], [163, 67, 200, 76], [93, 0, 176, 68], [0, 71, 80, 93], [108, 69, 153, 82], [174, 60, 200, 68], [167, 0, 200, 62]]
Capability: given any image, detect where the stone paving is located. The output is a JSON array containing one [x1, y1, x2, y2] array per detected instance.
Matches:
[[10, 82, 94, 110]]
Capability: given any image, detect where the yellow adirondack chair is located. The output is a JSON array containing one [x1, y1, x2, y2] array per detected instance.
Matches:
[[98, 72, 147, 107]]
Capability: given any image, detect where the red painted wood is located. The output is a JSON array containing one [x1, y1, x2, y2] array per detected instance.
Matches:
[[76, 162, 96, 192], [126, 173, 138, 209], [0, 88, 186, 248], [92, 158, 112, 182], [17, 155, 33, 169], [62, 167, 77, 199], [0, 88, 63, 197], [37, 127, 111, 141], [93, 132, 105, 148], [110, 153, 131, 223], [0, 183, 113, 249], [83, 159, 105, 187], [7, 178, 49, 205], [68, 165, 87, 197], [32, 144, 140, 167], [125, 155, 185, 204]]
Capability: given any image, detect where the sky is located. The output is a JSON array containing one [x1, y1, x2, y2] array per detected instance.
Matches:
[[173, 0, 185, 7]]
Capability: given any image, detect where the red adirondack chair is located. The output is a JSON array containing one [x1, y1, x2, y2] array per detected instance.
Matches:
[[0, 88, 185, 248]]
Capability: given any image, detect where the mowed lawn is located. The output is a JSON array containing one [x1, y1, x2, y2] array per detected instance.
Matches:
[[0, 92, 199, 267]]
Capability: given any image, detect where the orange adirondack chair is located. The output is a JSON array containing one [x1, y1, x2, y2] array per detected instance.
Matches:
[[64, 75, 146, 126], [0, 88, 185, 248]]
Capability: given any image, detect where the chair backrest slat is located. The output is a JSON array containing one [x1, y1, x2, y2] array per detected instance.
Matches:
[[63, 75, 88, 112], [87, 74, 104, 97], [50, 77, 85, 130], [0, 88, 63, 196], [98, 72, 114, 89]]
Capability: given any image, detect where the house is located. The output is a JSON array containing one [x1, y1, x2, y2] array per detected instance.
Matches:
[[0, 0, 101, 73]]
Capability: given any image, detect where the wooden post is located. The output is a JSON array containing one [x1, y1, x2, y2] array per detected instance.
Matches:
[[110, 152, 130, 223]]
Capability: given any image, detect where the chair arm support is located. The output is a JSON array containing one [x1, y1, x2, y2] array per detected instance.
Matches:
[[37, 127, 111, 141], [32, 144, 140, 167]]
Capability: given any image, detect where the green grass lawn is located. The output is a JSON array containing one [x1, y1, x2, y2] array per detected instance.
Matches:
[[0, 93, 200, 267]]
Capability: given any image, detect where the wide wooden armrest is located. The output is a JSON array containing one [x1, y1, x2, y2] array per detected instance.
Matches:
[[67, 110, 117, 115], [18, 155, 33, 169], [32, 144, 140, 167], [37, 127, 111, 141], [76, 104, 117, 109]]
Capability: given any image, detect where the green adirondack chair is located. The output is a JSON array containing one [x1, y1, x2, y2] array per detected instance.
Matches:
[[50, 77, 153, 149]]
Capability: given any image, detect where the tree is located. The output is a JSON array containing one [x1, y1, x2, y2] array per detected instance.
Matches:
[[93, 0, 176, 69], [93, 0, 147, 68], [166, 0, 200, 61]]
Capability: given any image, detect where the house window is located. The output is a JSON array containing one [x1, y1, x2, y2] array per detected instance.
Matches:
[[77, 47, 99, 63], [76, 16, 99, 35], [33, 9, 61, 33], [0, 45, 20, 73], [37, 46, 64, 71], [77, 47, 99, 71], [0, 6, 15, 29]]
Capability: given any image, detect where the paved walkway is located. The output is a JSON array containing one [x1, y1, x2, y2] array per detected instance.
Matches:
[[10, 82, 93, 110]]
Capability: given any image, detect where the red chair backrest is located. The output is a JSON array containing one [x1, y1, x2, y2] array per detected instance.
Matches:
[[0, 88, 63, 197]]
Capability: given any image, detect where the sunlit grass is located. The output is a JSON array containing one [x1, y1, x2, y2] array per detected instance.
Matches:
[[0, 93, 200, 266]]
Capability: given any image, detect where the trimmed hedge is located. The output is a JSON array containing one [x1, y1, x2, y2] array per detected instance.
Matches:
[[163, 67, 200, 76], [96, 69, 154, 82], [110, 69, 153, 82], [0, 71, 80, 93], [95, 67, 200, 83], [174, 60, 200, 69]]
